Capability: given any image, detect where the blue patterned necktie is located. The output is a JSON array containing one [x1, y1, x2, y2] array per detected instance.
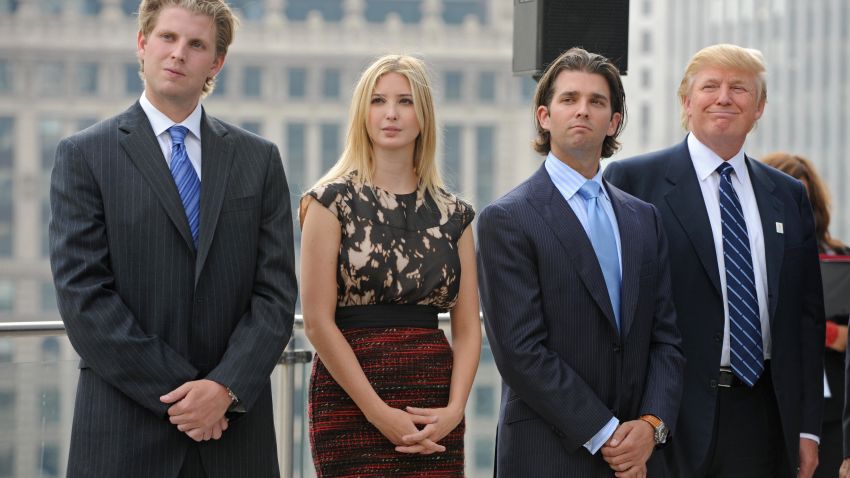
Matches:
[[168, 125, 200, 249], [578, 181, 621, 331], [717, 161, 763, 386]]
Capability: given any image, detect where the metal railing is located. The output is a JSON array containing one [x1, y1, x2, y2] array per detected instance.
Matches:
[[0, 314, 465, 478]]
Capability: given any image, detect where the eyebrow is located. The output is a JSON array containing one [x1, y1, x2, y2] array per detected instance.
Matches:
[[558, 90, 610, 101]]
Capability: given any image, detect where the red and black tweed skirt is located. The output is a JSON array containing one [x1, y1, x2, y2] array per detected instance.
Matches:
[[308, 326, 465, 477]]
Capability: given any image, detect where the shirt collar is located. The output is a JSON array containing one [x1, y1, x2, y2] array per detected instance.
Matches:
[[544, 151, 608, 201], [688, 133, 748, 181], [139, 91, 203, 141]]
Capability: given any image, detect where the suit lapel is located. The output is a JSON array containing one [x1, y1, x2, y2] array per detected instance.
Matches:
[[607, 183, 640, 338], [118, 102, 196, 252], [527, 166, 619, 335], [663, 140, 723, 296], [194, 111, 234, 284], [747, 157, 784, 320]]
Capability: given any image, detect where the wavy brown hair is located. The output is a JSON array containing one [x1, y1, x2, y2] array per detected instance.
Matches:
[[761, 152, 846, 253]]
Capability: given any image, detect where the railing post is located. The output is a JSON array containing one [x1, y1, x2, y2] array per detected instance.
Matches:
[[277, 346, 314, 478]]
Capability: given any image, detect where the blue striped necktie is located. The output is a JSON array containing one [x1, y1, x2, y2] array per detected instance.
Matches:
[[168, 125, 200, 249], [717, 161, 763, 386], [578, 181, 621, 332]]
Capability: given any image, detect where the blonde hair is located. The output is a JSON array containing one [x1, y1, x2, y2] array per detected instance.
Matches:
[[137, 0, 238, 97], [678, 43, 767, 129], [310, 54, 443, 203]]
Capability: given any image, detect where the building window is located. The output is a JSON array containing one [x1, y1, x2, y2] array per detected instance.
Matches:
[[474, 384, 495, 417], [321, 123, 340, 171], [520, 76, 536, 101], [228, 0, 264, 21], [640, 68, 651, 89], [0, 281, 12, 312], [443, 125, 462, 191], [125, 63, 143, 95], [288, 68, 308, 99], [286, 0, 344, 21], [243, 66, 262, 98], [478, 71, 496, 103], [286, 123, 307, 195], [475, 126, 494, 207], [474, 437, 493, 469], [0, 1, 19, 14], [241, 121, 262, 135], [365, 0, 423, 23], [0, 60, 11, 94], [39, 443, 59, 477], [40, 388, 60, 425], [40, 0, 62, 14], [443, 0, 487, 25], [37, 62, 64, 97], [444, 71, 463, 102], [212, 68, 227, 96], [121, 0, 136, 14], [41, 282, 58, 312], [0, 443, 13, 478], [76, 117, 99, 132], [81, 0, 101, 15], [0, 118, 13, 258], [41, 338, 61, 362], [642, 0, 652, 15], [77, 62, 99, 95], [641, 30, 652, 53], [322, 68, 341, 100]]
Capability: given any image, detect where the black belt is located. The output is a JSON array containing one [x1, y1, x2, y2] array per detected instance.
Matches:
[[335, 304, 440, 329], [718, 360, 770, 388]]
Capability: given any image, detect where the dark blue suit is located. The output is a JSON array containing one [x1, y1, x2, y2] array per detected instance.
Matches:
[[477, 165, 684, 477], [604, 138, 825, 476]]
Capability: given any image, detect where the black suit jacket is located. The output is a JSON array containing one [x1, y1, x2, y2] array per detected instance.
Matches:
[[477, 165, 684, 477], [49, 102, 297, 477], [604, 138, 825, 476]]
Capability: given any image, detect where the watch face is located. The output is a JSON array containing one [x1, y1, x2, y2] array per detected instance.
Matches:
[[656, 423, 669, 444]]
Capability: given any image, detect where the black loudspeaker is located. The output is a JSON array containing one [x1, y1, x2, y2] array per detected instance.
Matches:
[[513, 0, 630, 78]]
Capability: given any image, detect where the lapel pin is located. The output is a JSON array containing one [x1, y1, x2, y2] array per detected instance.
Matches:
[[776, 222, 784, 234]]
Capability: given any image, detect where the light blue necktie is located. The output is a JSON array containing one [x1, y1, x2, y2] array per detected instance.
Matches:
[[168, 125, 200, 249], [578, 181, 621, 331], [717, 162, 763, 387]]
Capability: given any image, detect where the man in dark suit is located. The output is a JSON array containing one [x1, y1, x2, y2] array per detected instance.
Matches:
[[605, 43, 824, 478], [477, 48, 685, 477], [48, 1, 297, 476]]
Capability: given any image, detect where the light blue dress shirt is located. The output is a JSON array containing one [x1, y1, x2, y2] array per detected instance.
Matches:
[[544, 152, 621, 454]]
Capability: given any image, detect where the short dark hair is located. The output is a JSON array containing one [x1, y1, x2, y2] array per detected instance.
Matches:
[[532, 47, 627, 158]]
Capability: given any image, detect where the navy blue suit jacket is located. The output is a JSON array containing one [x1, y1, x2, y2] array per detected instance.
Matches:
[[604, 138, 825, 476], [477, 164, 685, 477]]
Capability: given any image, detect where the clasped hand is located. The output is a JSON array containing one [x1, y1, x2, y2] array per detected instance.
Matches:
[[368, 405, 463, 455], [160, 379, 232, 442], [600, 420, 655, 478]]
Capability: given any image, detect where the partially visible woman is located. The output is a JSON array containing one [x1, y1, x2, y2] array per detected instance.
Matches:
[[762, 152, 848, 478], [299, 54, 481, 477]]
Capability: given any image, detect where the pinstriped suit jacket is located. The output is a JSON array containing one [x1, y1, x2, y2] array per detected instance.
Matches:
[[477, 165, 684, 477], [49, 102, 297, 477]]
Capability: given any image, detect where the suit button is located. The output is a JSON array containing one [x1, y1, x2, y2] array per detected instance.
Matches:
[[713, 333, 722, 343], [195, 297, 205, 304], [709, 379, 718, 389], [613, 343, 621, 353]]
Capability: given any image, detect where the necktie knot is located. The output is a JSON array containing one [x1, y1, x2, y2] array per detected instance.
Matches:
[[716, 161, 734, 179], [169, 125, 189, 146], [578, 180, 603, 200]]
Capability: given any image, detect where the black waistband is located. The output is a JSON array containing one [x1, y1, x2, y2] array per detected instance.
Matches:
[[335, 304, 441, 329]]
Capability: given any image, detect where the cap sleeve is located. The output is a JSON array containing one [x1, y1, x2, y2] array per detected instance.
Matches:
[[300, 179, 349, 226]]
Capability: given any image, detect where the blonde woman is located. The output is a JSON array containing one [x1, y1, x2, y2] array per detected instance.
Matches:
[[299, 54, 480, 476]]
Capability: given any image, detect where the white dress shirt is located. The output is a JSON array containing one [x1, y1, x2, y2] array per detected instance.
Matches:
[[687, 133, 770, 365], [139, 92, 203, 179]]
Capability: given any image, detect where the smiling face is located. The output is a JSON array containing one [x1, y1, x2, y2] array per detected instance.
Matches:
[[366, 72, 421, 158], [537, 70, 621, 163], [137, 6, 224, 117], [684, 66, 765, 157]]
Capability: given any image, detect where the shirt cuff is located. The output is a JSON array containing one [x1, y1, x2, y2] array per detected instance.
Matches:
[[584, 417, 620, 455], [800, 433, 820, 445]]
